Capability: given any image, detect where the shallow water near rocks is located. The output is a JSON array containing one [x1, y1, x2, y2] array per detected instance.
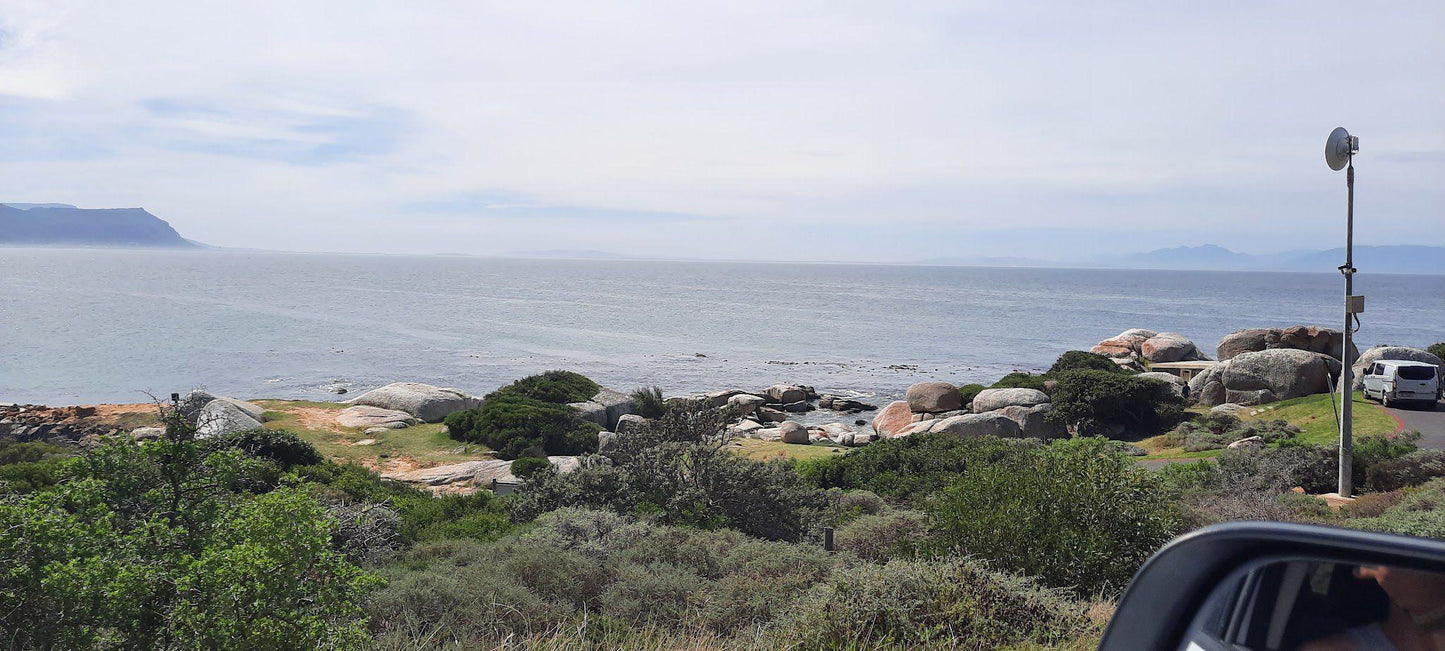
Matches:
[[2, 248, 1442, 406]]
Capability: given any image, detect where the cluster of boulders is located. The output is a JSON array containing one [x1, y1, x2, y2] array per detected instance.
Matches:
[[347, 382, 482, 423], [1216, 326, 1357, 362], [0, 403, 127, 446], [177, 389, 270, 438], [381, 456, 583, 493], [873, 381, 1065, 440], [1091, 329, 1210, 369], [701, 384, 879, 447], [1189, 349, 1341, 407]]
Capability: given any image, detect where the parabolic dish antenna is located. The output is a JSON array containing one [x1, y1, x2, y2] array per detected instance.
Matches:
[[1326, 127, 1355, 171]]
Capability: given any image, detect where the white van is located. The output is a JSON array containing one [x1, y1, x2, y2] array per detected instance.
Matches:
[[1361, 360, 1442, 407]]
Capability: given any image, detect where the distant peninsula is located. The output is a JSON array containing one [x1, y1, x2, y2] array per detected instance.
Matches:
[[0, 203, 199, 248]]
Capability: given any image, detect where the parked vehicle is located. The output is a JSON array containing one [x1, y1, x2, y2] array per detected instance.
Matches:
[[1361, 360, 1441, 407]]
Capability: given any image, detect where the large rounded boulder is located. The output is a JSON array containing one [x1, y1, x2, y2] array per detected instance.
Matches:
[[1351, 346, 1444, 390], [778, 420, 810, 444], [194, 400, 263, 438], [1219, 349, 1339, 405], [1139, 332, 1203, 363], [348, 382, 483, 423], [900, 412, 1022, 438], [971, 387, 1049, 413], [1216, 326, 1358, 363], [872, 400, 915, 437], [905, 382, 963, 413], [1188, 364, 1227, 406], [1091, 329, 1157, 359]]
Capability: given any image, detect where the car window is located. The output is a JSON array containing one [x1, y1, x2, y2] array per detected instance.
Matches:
[[1397, 366, 1437, 381]]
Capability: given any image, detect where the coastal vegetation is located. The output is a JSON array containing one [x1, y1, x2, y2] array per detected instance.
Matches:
[[2, 341, 1441, 649]]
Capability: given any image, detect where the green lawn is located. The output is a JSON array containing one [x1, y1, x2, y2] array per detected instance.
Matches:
[[252, 399, 492, 467], [1239, 391, 1398, 446], [730, 438, 848, 462]]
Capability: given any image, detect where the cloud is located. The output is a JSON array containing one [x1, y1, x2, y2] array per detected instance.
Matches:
[[0, 0, 1440, 259]]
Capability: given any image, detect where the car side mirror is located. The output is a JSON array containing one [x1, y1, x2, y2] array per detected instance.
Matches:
[[1100, 522, 1445, 650]]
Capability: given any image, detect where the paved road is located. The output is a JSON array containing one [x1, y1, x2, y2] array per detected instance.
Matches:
[[1383, 398, 1445, 449]]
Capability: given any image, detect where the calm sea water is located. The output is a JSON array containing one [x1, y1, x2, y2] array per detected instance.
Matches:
[[2, 248, 1443, 406]]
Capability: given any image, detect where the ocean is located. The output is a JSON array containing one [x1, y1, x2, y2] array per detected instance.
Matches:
[[2, 248, 1443, 406]]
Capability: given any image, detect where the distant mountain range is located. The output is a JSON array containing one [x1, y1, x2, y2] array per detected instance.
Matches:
[[925, 244, 1445, 275], [1, 204, 199, 248]]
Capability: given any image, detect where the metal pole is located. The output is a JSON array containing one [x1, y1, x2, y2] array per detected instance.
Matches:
[[1339, 160, 1354, 497]]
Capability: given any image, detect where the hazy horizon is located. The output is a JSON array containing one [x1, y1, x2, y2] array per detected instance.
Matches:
[[2, 2, 1441, 261]]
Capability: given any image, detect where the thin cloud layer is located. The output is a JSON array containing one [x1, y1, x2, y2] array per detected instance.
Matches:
[[0, 1, 1440, 260]]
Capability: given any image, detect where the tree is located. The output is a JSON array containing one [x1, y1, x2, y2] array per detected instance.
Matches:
[[0, 406, 377, 649]]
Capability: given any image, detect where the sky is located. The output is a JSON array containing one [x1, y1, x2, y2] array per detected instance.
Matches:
[[1, 1, 1441, 262]]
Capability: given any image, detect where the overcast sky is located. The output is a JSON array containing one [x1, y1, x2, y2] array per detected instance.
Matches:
[[2, 1, 1441, 261]]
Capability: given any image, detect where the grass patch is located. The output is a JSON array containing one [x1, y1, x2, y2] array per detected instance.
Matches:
[[252, 399, 493, 467], [1240, 391, 1397, 446], [730, 438, 847, 462], [109, 410, 162, 430]]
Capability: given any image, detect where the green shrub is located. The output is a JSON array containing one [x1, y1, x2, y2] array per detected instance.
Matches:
[[446, 372, 605, 459], [630, 386, 666, 419], [1349, 478, 1445, 539], [772, 557, 1094, 649], [511, 456, 551, 479], [495, 370, 600, 404], [393, 491, 512, 543], [957, 383, 986, 408], [1427, 342, 1445, 360], [1366, 449, 1445, 493], [449, 393, 599, 459], [1165, 418, 1299, 452], [833, 510, 927, 563], [1048, 350, 1125, 376], [926, 438, 1183, 595], [796, 433, 1038, 505], [202, 427, 323, 468], [0, 441, 72, 466], [1046, 369, 1186, 437], [991, 372, 1049, 391]]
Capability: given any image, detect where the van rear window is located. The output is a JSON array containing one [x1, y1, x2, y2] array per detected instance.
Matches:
[[1398, 366, 1438, 381]]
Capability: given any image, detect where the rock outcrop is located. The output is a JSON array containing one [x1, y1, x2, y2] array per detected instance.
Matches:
[[568, 388, 637, 430], [778, 421, 810, 444], [905, 382, 963, 413], [898, 412, 1021, 438], [1216, 326, 1358, 363], [349, 382, 482, 423], [1191, 349, 1340, 406], [872, 400, 914, 437], [336, 405, 417, 429], [971, 388, 1049, 413], [1091, 329, 1209, 366], [999, 403, 1067, 438], [195, 399, 263, 438]]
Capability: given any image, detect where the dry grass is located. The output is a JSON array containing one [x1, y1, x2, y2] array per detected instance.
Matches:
[[728, 438, 847, 462], [252, 399, 493, 471]]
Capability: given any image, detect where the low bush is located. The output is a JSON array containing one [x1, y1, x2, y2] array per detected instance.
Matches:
[[1048, 350, 1126, 376], [511, 403, 823, 541], [496, 370, 601, 404], [202, 427, 324, 468], [1349, 478, 1445, 540], [1366, 448, 1445, 493], [1165, 418, 1299, 452], [926, 438, 1183, 595], [1427, 342, 1445, 360], [447, 393, 600, 459], [630, 386, 666, 419], [369, 509, 839, 646], [991, 372, 1049, 392], [832, 510, 926, 563], [796, 433, 1038, 505], [772, 557, 1095, 649], [511, 456, 551, 479], [0, 441, 72, 493], [1046, 369, 1186, 437]]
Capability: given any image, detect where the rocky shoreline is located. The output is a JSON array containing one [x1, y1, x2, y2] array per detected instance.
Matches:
[[6, 325, 1440, 494]]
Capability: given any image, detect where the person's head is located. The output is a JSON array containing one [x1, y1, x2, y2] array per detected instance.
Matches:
[[1355, 565, 1445, 625]]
